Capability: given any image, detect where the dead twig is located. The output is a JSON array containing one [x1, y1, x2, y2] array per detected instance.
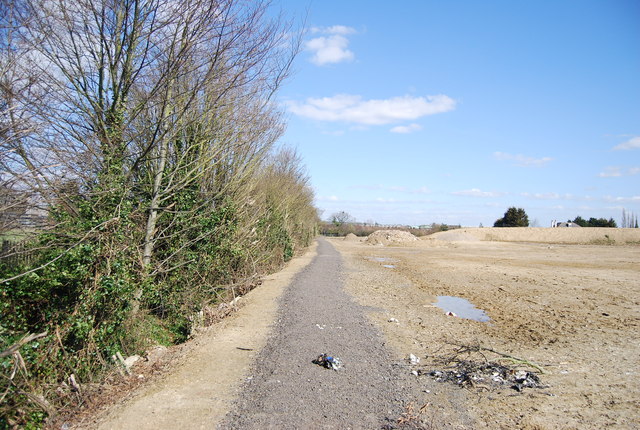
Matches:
[[445, 342, 544, 373], [0, 332, 48, 358]]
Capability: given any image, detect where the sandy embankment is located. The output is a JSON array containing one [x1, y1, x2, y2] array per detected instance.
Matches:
[[429, 227, 640, 244]]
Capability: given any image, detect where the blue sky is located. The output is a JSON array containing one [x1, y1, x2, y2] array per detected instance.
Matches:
[[273, 0, 639, 227]]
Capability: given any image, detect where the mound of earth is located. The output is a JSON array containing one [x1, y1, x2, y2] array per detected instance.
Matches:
[[343, 233, 360, 241], [365, 230, 418, 245]]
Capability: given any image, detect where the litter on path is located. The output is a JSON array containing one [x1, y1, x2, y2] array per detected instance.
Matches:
[[312, 353, 343, 371]]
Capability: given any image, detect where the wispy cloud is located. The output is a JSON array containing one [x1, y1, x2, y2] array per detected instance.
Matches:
[[493, 151, 553, 167], [316, 195, 339, 201], [349, 184, 431, 194], [390, 123, 422, 134], [598, 166, 640, 177], [287, 94, 456, 125], [603, 195, 640, 203], [598, 167, 622, 177], [520, 192, 561, 200], [305, 25, 356, 66], [519, 192, 594, 201], [613, 136, 640, 150], [310, 25, 356, 35], [451, 188, 505, 198]]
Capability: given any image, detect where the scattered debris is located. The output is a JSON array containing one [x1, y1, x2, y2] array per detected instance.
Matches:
[[396, 401, 430, 427], [124, 355, 141, 370], [446, 311, 457, 317], [425, 342, 546, 392], [388, 317, 399, 323], [408, 353, 420, 365], [315, 324, 326, 330], [313, 353, 343, 371], [429, 360, 544, 391]]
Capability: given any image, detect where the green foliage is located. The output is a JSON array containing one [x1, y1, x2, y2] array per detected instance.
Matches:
[[494, 207, 529, 227], [571, 216, 617, 227]]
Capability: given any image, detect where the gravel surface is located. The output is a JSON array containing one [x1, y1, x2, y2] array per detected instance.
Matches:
[[222, 237, 412, 429]]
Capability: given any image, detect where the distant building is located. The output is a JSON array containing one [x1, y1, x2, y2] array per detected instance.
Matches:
[[555, 222, 581, 228]]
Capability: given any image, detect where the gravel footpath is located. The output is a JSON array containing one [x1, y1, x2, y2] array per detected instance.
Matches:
[[222, 237, 412, 429]]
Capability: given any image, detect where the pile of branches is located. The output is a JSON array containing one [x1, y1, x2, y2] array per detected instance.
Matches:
[[426, 343, 546, 392]]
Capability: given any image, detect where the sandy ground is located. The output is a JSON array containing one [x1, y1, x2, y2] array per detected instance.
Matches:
[[332, 228, 640, 429]]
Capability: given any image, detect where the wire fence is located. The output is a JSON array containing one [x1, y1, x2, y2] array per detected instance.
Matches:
[[1, 239, 36, 267]]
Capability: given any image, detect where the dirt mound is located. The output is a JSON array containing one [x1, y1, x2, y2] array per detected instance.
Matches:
[[343, 233, 360, 241], [365, 230, 418, 245]]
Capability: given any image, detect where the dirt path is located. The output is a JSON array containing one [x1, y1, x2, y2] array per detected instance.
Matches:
[[221, 237, 416, 428], [85, 242, 319, 429]]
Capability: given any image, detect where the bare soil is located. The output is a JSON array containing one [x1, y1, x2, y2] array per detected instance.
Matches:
[[333, 228, 640, 429]]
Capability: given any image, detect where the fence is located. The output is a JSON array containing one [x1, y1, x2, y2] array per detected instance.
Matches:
[[0, 239, 36, 267]]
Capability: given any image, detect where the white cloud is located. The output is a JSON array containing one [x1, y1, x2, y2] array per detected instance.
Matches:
[[493, 151, 553, 167], [411, 186, 431, 194], [451, 188, 505, 198], [390, 123, 422, 134], [613, 136, 640, 150], [349, 184, 431, 194], [598, 167, 622, 177], [305, 26, 357, 66], [598, 166, 639, 177], [287, 94, 456, 125], [305, 35, 354, 65], [311, 25, 356, 35], [520, 192, 561, 200], [603, 195, 640, 203]]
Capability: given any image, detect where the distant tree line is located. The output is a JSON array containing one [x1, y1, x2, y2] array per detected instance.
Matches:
[[621, 209, 639, 228], [494, 207, 529, 227], [320, 211, 457, 237], [570, 216, 617, 228]]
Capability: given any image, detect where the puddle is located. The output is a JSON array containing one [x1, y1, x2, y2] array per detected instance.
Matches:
[[383, 264, 396, 268], [433, 296, 490, 322], [366, 256, 396, 263]]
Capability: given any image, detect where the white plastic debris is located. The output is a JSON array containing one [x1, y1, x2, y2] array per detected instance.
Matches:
[[408, 353, 420, 365], [124, 355, 141, 369], [388, 318, 399, 323]]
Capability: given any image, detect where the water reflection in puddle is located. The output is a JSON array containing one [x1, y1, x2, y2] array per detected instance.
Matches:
[[433, 296, 490, 322], [367, 256, 396, 263], [382, 264, 395, 269]]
